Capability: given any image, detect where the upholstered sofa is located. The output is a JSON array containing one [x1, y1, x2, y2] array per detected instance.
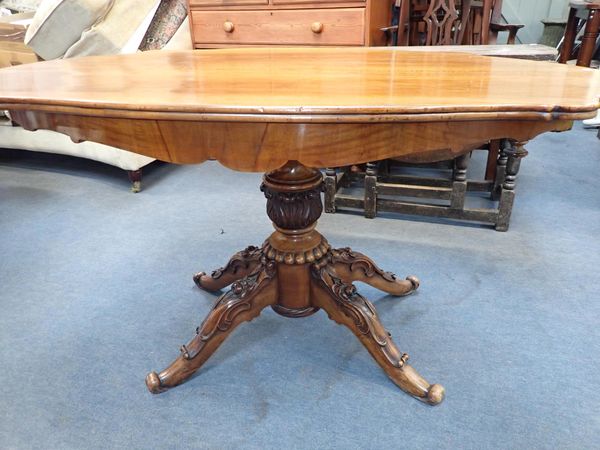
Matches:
[[0, 0, 192, 191]]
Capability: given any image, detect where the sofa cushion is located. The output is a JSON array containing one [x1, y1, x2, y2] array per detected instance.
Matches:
[[63, 0, 158, 58], [24, 0, 114, 60], [163, 16, 191, 51], [0, 0, 41, 12]]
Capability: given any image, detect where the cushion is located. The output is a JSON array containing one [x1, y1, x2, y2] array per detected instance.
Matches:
[[62, 0, 158, 58], [0, 0, 41, 12], [24, 0, 113, 60], [163, 16, 191, 51], [119, 0, 160, 54]]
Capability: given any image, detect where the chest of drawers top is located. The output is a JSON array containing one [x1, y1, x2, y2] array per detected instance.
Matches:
[[190, 1, 368, 9], [188, 0, 392, 48]]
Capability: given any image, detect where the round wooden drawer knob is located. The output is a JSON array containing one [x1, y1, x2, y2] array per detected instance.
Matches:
[[311, 22, 324, 34], [223, 21, 235, 33]]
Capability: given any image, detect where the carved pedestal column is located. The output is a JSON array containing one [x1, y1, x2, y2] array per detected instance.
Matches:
[[261, 162, 327, 318], [146, 161, 444, 405]]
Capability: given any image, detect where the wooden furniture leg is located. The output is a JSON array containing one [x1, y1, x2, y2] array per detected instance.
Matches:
[[146, 261, 278, 393], [560, 6, 579, 63], [451, 153, 469, 210], [496, 141, 528, 231], [491, 138, 510, 201], [324, 167, 337, 213], [578, 7, 600, 66], [147, 160, 443, 403], [311, 262, 444, 405], [127, 169, 142, 193], [193, 245, 262, 291], [364, 161, 378, 219], [330, 247, 420, 297]]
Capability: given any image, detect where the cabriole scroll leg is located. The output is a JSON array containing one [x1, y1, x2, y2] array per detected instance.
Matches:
[[193, 245, 262, 292], [330, 248, 419, 297], [147, 261, 278, 393], [310, 264, 444, 405]]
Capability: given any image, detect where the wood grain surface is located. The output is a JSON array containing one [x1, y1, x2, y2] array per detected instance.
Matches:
[[0, 47, 598, 171], [0, 48, 598, 117]]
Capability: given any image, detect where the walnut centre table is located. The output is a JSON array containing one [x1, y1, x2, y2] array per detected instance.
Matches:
[[1, 48, 598, 405]]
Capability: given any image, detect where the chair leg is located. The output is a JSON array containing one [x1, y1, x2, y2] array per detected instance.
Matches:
[[485, 139, 500, 181], [364, 162, 378, 219], [127, 169, 142, 193], [324, 168, 337, 213], [577, 8, 600, 66], [492, 139, 510, 201], [496, 141, 528, 232], [451, 153, 469, 210], [559, 7, 578, 63]]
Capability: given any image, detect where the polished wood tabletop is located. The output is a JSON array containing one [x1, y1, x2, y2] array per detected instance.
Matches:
[[0, 48, 598, 171], [2, 48, 599, 405], [0, 47, 598, 119]]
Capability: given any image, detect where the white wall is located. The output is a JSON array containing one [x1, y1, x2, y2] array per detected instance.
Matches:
[[502, 0, 569, 43]]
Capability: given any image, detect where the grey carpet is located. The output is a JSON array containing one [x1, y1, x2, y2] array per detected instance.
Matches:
[[0, 122, 599, 449]]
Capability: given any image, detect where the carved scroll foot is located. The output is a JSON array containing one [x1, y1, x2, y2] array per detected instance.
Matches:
[[330, 248, 419, 297], [193, 245, 262, 292], [147, 261, 278, 393], [310, 264, 444, 405]]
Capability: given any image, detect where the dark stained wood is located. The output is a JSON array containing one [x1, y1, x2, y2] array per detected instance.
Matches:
[[578, 7, 600, 66], [559, 1, 600, 67]]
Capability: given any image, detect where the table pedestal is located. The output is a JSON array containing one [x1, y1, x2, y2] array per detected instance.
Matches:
[[145, 161, 445, 405]]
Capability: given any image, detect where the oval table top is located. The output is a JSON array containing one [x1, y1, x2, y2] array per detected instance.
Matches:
[[0, 48, 599, 171], [0, 47, 599, 121]]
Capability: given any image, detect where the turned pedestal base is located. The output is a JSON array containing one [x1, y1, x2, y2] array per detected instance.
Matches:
[[146, 162, 445, 405]]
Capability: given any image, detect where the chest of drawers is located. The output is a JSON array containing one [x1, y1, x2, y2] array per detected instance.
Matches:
[[188, 1, 393, 48]]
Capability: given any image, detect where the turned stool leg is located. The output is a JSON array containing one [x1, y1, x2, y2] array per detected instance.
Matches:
[[364, 161, 378, 219], [451, 153, 469, 210], [324, 167, 337, 213], [578, 7, 600, 67], [496, 141, 528, 232], [559, 7, 578, 64], [491, 139, 510, 201]]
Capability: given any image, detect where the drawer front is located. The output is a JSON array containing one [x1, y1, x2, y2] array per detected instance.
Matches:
[[271, 1, 365, 4], [191, 9, 365, 46], [190, 1, 268, 6]]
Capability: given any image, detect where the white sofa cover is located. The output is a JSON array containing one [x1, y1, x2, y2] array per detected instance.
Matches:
[[2, 1, 192, 191]]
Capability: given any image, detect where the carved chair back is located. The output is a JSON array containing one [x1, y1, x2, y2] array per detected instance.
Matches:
[[422, 0, 460, 45], [395, 0, 503, 46]]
